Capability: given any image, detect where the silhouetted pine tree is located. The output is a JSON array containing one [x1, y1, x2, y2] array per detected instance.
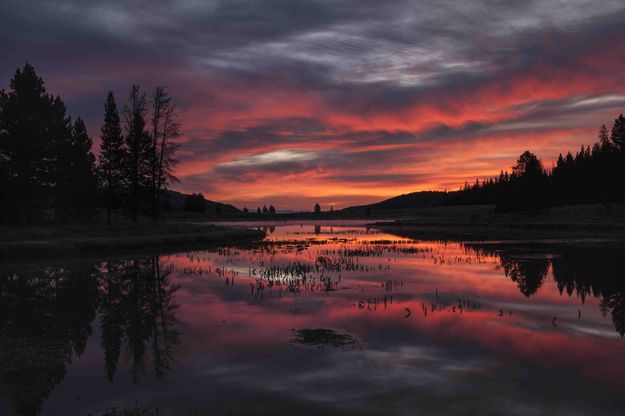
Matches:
[[0, 63, 69, 222], [149, 87, 180, 221], [183, 193, 206, 212], [98, 91, 126, 223], [611, 114, 625, 153], [599, 124, 611, 150], [65, 118, 97, 219], [460, 114, 625, 211], [123, 85, 151, 222]]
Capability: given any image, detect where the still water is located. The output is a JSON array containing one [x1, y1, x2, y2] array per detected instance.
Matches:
[[1, 223, 624, 415]]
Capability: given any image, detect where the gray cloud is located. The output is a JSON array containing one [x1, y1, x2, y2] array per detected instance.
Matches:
[[2, 0, 625, 207]]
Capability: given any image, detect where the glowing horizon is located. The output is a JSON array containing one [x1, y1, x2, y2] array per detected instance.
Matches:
[[2, 1, 625, 210]]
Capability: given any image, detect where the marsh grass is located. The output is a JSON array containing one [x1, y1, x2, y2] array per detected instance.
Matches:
[[291, 328, 360, 348]]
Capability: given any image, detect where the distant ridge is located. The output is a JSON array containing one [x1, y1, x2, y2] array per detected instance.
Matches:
[[163, 190, 241, 215], [342, 191, 446, 213]]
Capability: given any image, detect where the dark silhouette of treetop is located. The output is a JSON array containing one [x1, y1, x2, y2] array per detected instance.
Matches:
[[512, 151, 543, 179]]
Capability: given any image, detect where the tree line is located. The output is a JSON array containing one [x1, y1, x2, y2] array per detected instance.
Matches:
[[0, 63, 180, 224], [448, 114, 625, 212]]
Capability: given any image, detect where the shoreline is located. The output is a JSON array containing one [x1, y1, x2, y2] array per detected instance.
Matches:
[[2, 203, 624, 261], [0, 223, 266, 261], [373, 222, 625, 241]]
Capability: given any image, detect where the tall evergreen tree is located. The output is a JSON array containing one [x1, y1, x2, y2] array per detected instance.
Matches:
[[99, 92, 126, 223], [599, 124, 611, 151], [123, 85, 151, 223], [69, 118, 97, 218], [54, 117, 97, 220], [149, 87, 180, 221], [0, 63, 71, 222], [610, 115, 625, 202], [611, 114, 625, 153]]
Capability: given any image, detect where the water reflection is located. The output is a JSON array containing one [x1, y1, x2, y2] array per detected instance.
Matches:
[[465, 241, 625, 336], [99, 258, 180, 383], [1, 225, 624, 415], [0, 257, 179, 415], [0, 263, 98, 416]]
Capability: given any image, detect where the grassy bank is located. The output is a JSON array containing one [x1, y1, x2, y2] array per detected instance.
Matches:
[[373, 204, 625, 240], [0, 222, 265, 260]]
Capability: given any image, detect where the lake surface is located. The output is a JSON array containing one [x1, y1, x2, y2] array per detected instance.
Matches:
[[1, 223, 624, 415]]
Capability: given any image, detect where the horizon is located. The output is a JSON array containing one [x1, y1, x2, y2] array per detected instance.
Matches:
[[2, 1, 625, 210]]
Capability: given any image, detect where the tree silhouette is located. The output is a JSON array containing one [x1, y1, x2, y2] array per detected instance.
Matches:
[[183, 193, 206, 212], [98, 256, 180, 384], [123, 85, 151, 223], [599, 124, 611, 150], [149, 87, 180, 221], [505, 150, 548, 212], [501, 256, 550, 297], [448, 113, 625, 211], [57, 117, 97, 219], [98, 91, 126, 224], [0, 65, 185, 224], [314, 203, 321, 214], [610, 114, 625, 152], [0, 64, 71, 223]]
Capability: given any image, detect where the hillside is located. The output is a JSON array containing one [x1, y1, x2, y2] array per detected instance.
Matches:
[[163, 190, 241, 215], [341, 191, 446, 214]]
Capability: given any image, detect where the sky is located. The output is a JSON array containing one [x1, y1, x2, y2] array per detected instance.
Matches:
[[2, 0, 625, 211]]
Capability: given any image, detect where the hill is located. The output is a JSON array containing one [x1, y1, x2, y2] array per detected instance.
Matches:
[[162, 190, 241, 215], [341, 191, 446, 215]]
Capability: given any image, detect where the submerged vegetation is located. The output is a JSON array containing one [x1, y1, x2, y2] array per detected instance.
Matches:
[[291, 328, 361, 348]]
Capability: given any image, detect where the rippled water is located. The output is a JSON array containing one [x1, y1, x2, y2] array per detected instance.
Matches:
[[1, 223, 624, 415]]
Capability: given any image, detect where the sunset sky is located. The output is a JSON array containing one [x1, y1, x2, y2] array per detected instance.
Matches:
[[2, 0, 625, 210]]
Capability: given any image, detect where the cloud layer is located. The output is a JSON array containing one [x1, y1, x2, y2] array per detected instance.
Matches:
[[2, 0, 625, 209]]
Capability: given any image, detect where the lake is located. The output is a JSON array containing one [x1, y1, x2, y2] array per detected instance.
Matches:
[[1, 222, 624, 415]]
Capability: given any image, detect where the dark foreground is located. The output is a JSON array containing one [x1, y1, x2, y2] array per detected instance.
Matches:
[[0, 223, 265, 260], [1, 223, 624, 415]]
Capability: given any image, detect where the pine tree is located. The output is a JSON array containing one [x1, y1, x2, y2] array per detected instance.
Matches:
[[149, 87, 180, 221], [99, 91, 126, 223], [123, 85, 151, 222], [70, 118, 97, 217], [611, 114, 625, 153], [0, 63, 71, 222], [599, 124, 611, 151]]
